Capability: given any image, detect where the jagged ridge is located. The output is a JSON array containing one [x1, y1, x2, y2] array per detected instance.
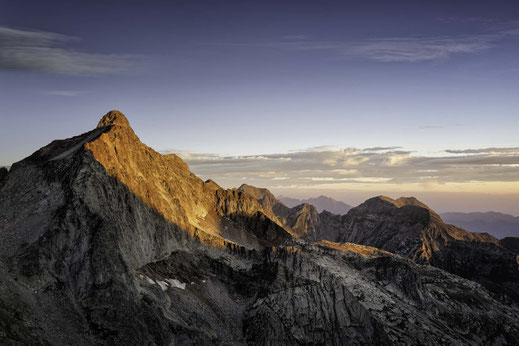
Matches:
[[236, 183, 519, 304]]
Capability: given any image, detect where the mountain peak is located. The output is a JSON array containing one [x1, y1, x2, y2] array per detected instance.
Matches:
[[97, 110, 131, 128], [359, 195, 443, 223], [238, 184, 276, 201], [374, 195, 431, 210]]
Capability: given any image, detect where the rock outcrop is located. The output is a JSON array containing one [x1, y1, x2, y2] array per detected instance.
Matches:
[[1, 111, 518, 345]]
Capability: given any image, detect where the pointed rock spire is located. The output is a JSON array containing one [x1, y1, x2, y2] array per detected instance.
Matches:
[[97, 110, 131, 128]]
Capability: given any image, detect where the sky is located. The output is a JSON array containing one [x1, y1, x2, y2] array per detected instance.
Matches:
[[1, 0, 519, 214]]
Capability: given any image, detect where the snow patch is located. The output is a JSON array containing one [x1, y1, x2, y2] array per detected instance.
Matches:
[[143, 274, 186, 291], [157, 280, 168, 291], [166, 278, 186, 290]]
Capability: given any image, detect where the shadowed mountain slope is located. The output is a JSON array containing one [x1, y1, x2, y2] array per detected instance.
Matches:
[[0, 167, 7, 185], [500, 237, 519, 255], [0, 111, 518, 345], [338, 196, 519, 303]]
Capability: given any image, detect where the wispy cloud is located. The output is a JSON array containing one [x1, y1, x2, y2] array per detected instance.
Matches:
[[208, 22, 519, 63], [446, 147, 519, 154], [419, 125, 444, 130], [162, 146, 519, 189], [361, 146, 402, 152], [0, 26, 138, 75], [346, 35, 496, 62], [47, 90, 87, 97]]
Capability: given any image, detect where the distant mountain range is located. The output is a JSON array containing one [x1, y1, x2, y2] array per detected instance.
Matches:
[[278, 195, 519, 240], [278, 195, 352, 215], [441, 212, 519, 239]]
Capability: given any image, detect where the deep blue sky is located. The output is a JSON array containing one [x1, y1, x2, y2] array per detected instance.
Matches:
[[1, 0, 519, 213]]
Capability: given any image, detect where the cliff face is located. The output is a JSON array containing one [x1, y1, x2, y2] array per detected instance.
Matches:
[[0, 111, 518, 345]]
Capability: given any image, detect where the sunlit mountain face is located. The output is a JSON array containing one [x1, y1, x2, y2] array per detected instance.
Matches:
[[1, 1, 518, 345]]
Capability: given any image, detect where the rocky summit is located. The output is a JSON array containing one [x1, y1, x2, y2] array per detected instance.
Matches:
[[1, 111, 518, 345]]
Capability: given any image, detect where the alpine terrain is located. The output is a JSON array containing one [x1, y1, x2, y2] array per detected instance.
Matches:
[[0, 111, 518, 345]]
